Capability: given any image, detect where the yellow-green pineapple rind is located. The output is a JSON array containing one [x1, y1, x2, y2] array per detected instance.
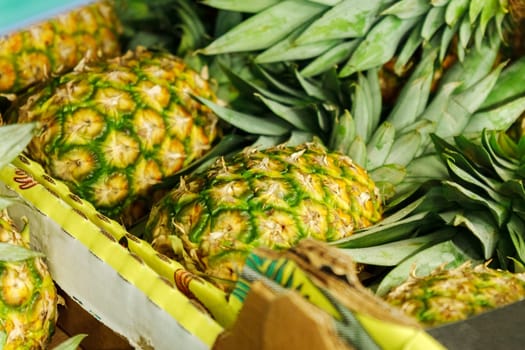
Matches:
[[6, 47, 220, 225], [0, 0, 122, 94], [145, 142, 383, 289], [0, 210, 58, 350], [385, 262, 525, 327]]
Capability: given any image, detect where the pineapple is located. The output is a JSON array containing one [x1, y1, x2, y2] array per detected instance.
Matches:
[[5, 47, 221, 225], [0, 0, 122, 94], [145, 142, 383, 289], [0, 210, 58, 350], [0, 123, 58, 349], [384, 262, 525, 327]]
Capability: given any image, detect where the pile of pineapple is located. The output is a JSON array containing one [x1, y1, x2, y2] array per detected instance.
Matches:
[[2, 0, 525, 347]]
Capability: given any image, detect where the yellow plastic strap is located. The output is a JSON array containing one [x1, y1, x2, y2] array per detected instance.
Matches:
[[356, 313, 446, 350]]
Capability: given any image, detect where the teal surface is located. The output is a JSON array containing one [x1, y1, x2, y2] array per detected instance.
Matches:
[[0, 0, 93, 35]]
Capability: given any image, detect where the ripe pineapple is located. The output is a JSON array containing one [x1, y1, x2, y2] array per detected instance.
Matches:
[[0, 0, 122, 94], [0, 123, 58, 349], [0, 210, 58, 350], [6, 47, 221, 225], [145, 142, 383, 289], [384, 262, 525, 327]]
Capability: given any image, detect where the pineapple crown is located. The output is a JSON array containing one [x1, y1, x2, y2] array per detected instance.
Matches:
[[200, 0, 512, 78]]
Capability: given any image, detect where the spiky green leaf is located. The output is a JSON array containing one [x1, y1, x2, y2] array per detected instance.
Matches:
[[376, 240, 475, 296], [296, 0, 384, 44], [0, 123, 36, 171], [202, 1, 327, 54], [0, 243, 45, 262], [342, 229, 456, 266]]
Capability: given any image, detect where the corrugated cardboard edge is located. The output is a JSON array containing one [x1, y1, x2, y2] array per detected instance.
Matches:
[[6, 155, 238, 329], [0, 155, 223, 349]]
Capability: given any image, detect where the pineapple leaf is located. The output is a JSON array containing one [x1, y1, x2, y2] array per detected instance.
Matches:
[[404, 154, 449, 182], [452, 134, 493, 172], [386, 49, 436, 130], [444, 0, 469, 26], [443, 210, 500, 259], [436, 36, 499, 93], [487, 132, 519, 164], [255, 25, 341, 63], [329, 110, 356, 153], [0, 123, 36, 171], [468, 0, 485, 23], [300, 40, 358, 77], [442, 181, 509, 227], [252, 65, 309, 100], [254, 93, 320, 133], [339, 15, 418, 77], [347, 136, 367, 166], [458, 12, 473, 48], [479, 0, 499, 38], [249, 135, 288, 150], [294, 69, 335, 102], [395, 23, 424, 74], [201, 1, 327, 54], [307, 0, 343, 5], [52, 334, 88, 350], [481, 131, 520, 180], [351, 82, 373, 141], [384, 131, 422, 167], [432, 0, 450, 6], [220, 63, 307, 106], [341, 229, 456, 266], [441, 148, 505, 195], [481, 57, 525, 109], [200, 0, 279, 12], [421, 6, 446, 40], [438, 17, 459, 62], [464, 96, 525, 134], [366, 122, 396, 170], [369, 163, 406, 186], [0, 242, 45, 262], [375, 239, 476, 296], [434, 62, 504, 138], [381, 0, 431, 19], [0, 196, 24, 211], [295, 0, 384, 44], [419, 82, 462, 123], [507, 215, 525, 266], [366, 68, 382, 127], [286, 130, 315, 146], [193, 96, 291, 136], [334, 211, 434, 248]]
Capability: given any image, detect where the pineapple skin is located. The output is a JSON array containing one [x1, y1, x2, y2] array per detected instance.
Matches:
[[6, 47, 221, 225], [145, 143, 383, 289], [0, 0, 122, 94], [0, 210, 58, 350], [385, 262, 525, 327]]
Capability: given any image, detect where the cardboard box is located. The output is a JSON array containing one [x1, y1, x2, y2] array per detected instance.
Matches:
[[0, 155, 224, 349], [49, 287, 132, 349]]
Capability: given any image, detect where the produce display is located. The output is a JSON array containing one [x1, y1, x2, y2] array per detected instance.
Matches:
[[1, 0, 525, 348]]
